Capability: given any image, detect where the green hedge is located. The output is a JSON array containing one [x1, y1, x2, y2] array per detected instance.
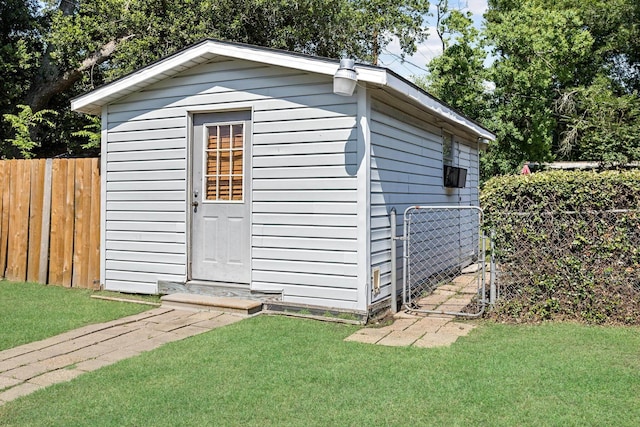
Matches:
[[482, 170, 640, 324]]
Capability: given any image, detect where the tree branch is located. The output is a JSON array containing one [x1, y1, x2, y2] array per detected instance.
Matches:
[[25, 35, 133, 112], [78, 35, 134, 72]]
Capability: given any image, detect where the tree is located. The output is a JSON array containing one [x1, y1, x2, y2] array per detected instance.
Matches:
[[415, 0, 489, 121], [556, 76, 640, 165], [352, 0, 430, 65], [483, 1, 594, 175], [482, 0, 640, 175], [2, 0, 431, 158], [0, 0, 42, 156]]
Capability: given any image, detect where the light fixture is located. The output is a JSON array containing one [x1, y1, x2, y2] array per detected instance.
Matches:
[[333, 58, 357, 96]]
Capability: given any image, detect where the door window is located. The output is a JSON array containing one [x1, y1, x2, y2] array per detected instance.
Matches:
[[205, 123, 244, 201]]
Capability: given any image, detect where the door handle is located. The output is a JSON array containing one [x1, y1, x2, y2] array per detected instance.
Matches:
[[192, 200, 199, 212]]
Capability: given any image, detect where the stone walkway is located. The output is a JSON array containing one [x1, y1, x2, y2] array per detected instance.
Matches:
[[345, 271, 481, 348], [0, 307, 245, 406]]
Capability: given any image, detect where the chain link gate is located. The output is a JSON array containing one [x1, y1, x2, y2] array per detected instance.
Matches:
[[400, 206, 491, 317]]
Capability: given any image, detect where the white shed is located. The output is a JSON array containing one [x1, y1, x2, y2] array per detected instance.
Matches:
[[71, 39, 495, 316]]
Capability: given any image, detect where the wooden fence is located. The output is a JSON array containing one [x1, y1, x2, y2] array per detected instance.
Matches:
[[0, 158, 100, 289]]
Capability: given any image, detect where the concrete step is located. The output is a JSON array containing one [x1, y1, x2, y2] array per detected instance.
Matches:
[[160, 293, 263, 315], [158, 280, 281, 302]]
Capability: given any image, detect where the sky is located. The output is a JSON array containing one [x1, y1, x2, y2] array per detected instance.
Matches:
[[378, 0, 488, 79]]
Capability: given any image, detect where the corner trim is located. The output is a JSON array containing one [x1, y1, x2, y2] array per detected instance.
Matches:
[[356, 86, 371, 311]]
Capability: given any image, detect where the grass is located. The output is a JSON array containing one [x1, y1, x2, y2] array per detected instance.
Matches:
[[1, 315, 639, 426], [0, 280, 152, 351]]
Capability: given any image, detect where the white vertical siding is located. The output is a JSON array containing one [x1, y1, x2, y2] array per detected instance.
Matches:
[[368, 97, 480, 304], [103, 58, 360, 309]]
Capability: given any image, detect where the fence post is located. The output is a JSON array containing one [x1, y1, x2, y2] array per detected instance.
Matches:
[[38, 159, 53, 284], [390, 208, 397, 313], [490, 229, 496, 304], [402, 208, 411, 306]]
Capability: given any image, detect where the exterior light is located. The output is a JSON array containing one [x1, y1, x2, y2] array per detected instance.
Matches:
[[333, 58, 357, 96]]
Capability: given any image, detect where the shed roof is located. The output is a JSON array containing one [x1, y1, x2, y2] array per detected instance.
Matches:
[[71, 39, 495, 141]]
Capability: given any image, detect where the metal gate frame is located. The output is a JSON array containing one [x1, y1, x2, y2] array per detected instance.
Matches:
[[395, 206, 493, 317]]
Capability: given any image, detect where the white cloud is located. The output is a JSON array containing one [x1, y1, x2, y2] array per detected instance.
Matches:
[[466, 0, 488, 15], [378, 27, 443, 79]]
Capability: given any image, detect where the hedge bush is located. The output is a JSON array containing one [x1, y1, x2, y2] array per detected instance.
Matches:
[[482, 170, 640, 324]]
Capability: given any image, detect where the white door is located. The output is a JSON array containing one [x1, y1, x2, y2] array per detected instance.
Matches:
[[191, 111, 251, 284]]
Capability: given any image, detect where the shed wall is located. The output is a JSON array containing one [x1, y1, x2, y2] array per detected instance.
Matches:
[[368, 97, 480, 304], [103, 58, 361, 308]]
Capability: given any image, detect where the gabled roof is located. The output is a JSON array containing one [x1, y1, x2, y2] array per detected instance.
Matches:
[[71, 39, 495, 141]]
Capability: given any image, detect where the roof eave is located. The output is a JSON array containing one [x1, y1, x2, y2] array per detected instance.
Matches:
[[71, 39, 495, 142], [71, 39, 387, 115], [384, 73, 495, 142]]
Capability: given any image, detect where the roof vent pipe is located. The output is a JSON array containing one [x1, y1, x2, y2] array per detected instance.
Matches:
[[333, 58, 357, 96]]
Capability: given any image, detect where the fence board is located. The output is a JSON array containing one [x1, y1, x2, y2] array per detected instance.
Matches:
[[73, 158, 92, 288], [88, 158, 101, 288], [49, 159, 66, 285], [1, 158, 100, 289], [62, 160, 76, 287], [6, 160, 31, 282], [27, 159, 46, 282], [6, 160, 18, 280], [0, 162, 8, 277]]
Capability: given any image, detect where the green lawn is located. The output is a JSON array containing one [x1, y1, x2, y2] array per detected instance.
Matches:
[[1, 314, 639, 426], [0, 280, 153, 351]]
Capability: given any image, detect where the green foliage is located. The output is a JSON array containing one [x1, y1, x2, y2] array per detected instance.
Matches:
[[2, 104, 57, 158], [556, 76, 640, 165], [482, 170, 640, 212], [483, 1, 594, 175], [4, 0, 638, 168], [352, 0, 430, 64], [0, 0, 42, 148], [1, 0, 431, 158], [71, 114, 101, 149], [432, 0, 640, 179], [482, 170, 640, 324], [415, 1, 489, 121], [412, 0, 640, 179]]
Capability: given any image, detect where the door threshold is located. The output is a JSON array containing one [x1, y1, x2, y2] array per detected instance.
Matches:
[[187, 280, 249, 289]]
